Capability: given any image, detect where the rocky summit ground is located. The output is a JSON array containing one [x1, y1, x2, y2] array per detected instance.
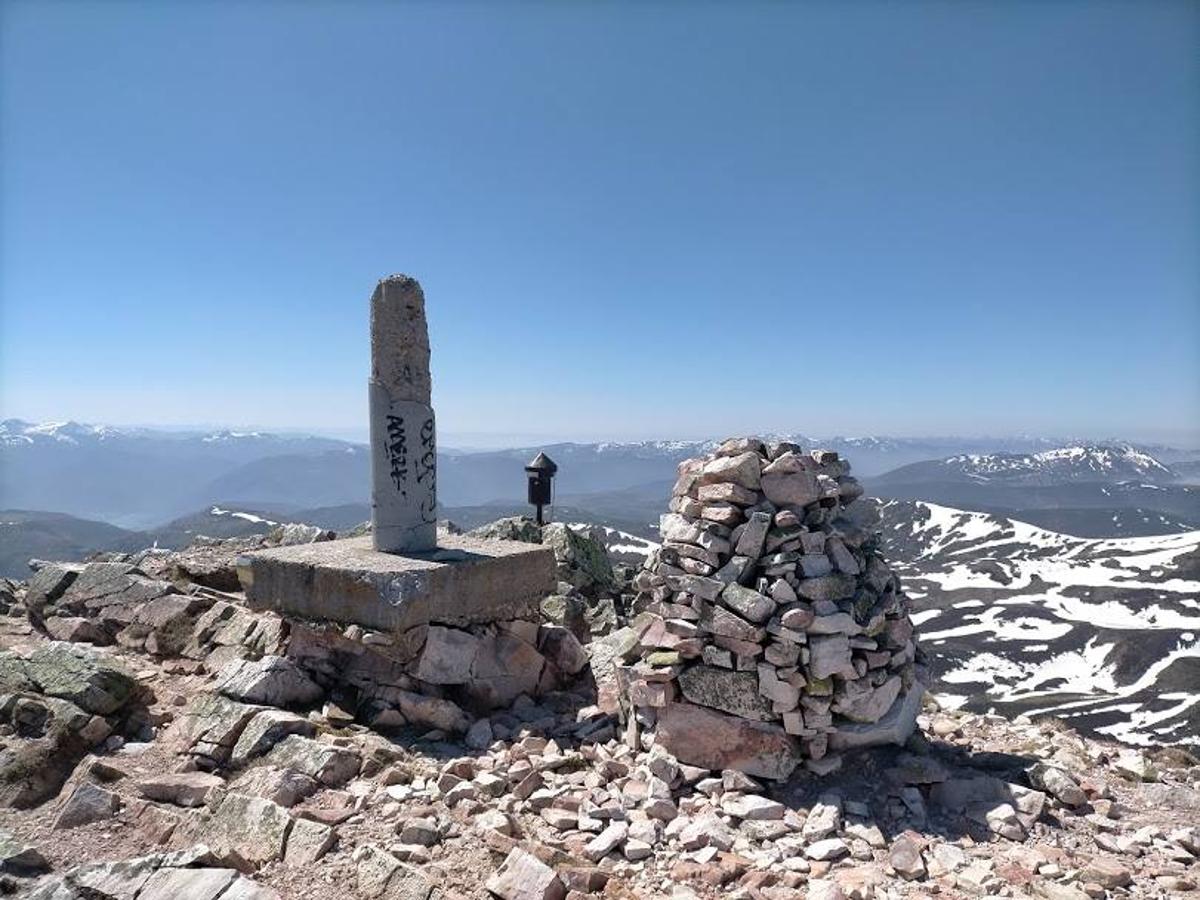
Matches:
[[0, 531, 1198, 900]]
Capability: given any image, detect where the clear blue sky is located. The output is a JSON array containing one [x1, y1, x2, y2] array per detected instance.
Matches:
[[2, 1, 1197, 446]]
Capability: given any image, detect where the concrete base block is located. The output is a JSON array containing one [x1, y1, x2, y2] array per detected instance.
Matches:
[[239, 535, 556, 631]]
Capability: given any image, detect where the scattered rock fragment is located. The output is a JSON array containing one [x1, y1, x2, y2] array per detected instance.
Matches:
[[486, 847, 567, 900], [0, 828, 49, 875], [57, 784, 121, 833], [137, 772, 224, 808]]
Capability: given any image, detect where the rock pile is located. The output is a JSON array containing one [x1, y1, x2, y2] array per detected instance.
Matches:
[[627, 437, 924, 779], [0, 642, 143, 807], [12, 544, 596, 750]]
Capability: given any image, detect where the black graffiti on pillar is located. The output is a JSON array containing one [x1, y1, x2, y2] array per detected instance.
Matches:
[[417, 417, 437, 523], [385, 414, 409, 497]]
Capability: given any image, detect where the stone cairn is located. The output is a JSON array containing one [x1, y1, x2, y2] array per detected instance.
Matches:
[[627, 437, 924, 779]]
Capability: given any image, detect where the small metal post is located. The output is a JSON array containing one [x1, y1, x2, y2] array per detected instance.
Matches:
[[525, 452, 558, 526]]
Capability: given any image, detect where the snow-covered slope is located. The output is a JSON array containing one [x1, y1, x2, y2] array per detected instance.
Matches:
[[0, 419, 133, 445], [878, 444, 1176, 486], [566, 523, 659, 565], [874, 500, 1200, 749]]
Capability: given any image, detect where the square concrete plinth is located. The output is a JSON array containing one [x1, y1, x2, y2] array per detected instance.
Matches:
[[239, 534, 556, 632]]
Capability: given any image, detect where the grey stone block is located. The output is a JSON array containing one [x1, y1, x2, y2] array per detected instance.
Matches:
[[241, 535, 555, 631], [827, 684, 924, 752]]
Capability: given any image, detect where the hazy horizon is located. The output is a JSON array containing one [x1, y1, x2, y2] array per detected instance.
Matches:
[[2, 415, 1197, 452]]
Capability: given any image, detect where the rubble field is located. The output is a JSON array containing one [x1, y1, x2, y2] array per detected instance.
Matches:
[[0, 518, 1196, 900]]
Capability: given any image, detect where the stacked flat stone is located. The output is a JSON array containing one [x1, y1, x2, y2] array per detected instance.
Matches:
[[628, 437, 922, 778]]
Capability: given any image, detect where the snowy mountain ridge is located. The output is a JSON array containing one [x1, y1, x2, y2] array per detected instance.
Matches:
[[944, 444, 1174, 483], [0, 419, 314, 447]]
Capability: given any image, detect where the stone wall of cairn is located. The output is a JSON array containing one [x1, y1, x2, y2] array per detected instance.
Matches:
[[627, 437, 925, 780]]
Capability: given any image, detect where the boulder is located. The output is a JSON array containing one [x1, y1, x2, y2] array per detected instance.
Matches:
[[698, 605, 765, 643], [466, 631, 545, 708], [354, 845, 438, 900], [264, 735, 361, 787], [0, 828, 49, 874], [720, 794, 785, 820], [231, 709, 317, 766], [889, 835, 926, 880], [1114, 750, 1158, 782], [761, 468, 820, 508], [137, 772, 225, 808], [806, 837, 849, 861], [467, 516, 543, 545], [0, 693, 97, 808], [1028, 763, 1087, 807], [270, 523, 334, 546], [833, 675, 901, 723], [486, 847, 567, 900], [169, 540, 255, 592], [23, 562, 83, 618], [539, 593, 588, 643], [283, 818, 336, 865], [699, 452, 762, 491], [124, 594, 213, 656], [215, 656, 324, 708], [20, 643, 138, 715], [542, 523, 617, 597], [414, 626, 480, 684], [587, 626, 640, 713], [396, 690, 470, 733], [734, 512, 772, 558], [229, 766, 319, 808], [795, 575, 857, 603], [53, 781, 121, 829], [52, 562, 178, 634], [355, 844, 401, 898], [1079, 856, 1133, 889], [655, 701, 799, 781], [465, 718, 494, 750], [802, 793, 843, 840], [169, 693, 267, 767], [203, 792, 293, 868], [137, 867, 237, 900], [0, 655, 35, 694], [807, 634, 855, 681], [24, 849, 280, 900], [537, 624, 588, 677], [44, 616, 110, 645]]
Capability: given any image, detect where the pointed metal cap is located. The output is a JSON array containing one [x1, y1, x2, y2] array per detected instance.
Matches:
[[525, 451, 558, 475]]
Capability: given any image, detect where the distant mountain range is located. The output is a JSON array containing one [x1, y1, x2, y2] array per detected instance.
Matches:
[[875, 445, 1177, 486], [2, 419, 1199, 577], [866, 445, 1200, 537], [4, 419, 1197, 525], [0, 419, 357, 528]]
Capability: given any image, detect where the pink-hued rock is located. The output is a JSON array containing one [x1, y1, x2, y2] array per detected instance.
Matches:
[[655, 701, 799, 781], [486, 847, 566, 900]]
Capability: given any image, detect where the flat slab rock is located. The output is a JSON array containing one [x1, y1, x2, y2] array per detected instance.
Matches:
[[655, 701, 800, 781], [24, 847, 280, 900], [241, 535, 556, 631]]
